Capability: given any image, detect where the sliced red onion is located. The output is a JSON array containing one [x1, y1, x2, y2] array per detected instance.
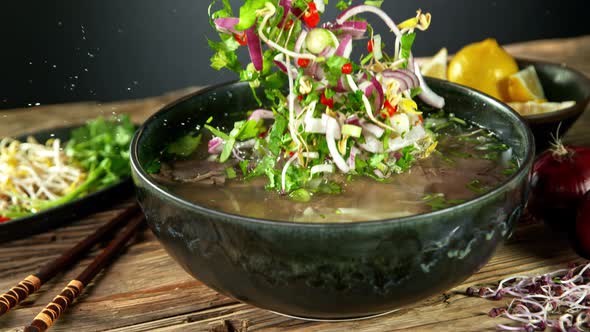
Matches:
[[373, 169, 386, 179], [311, 164, 334, 176], [277, 0, 291, 28], [359, 81, 373, 95], [322, 21, 368, 39], [245, 26, 263, 71], [413, 61, 445, 109], [387, 126, 427, 152], [232, 147, 245, 161], [359, 134, 384, 153], [304, 106, 326, 134], [274, 54, 298, 76], [273, 54, 288, 73], [278, 0, 304, 28], [294, 29, 308, 53], [248, 109, 274, 121], [302, 151, 320, 159], [214, 18, 240, 34], [348, 146, 359, 170], [371, 76, 385, 110], [360, 120, 384, 138], [208, 137, 224, 154], [335, 34, 353, 58], [336, 5, 402, 39], [335, 77, 349, 92], [382, 69, 419, 92], [345, 115, 360, 126], [324, 115, 349, 173]]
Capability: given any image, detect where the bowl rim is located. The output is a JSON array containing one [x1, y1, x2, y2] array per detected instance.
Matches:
[[514, 57, 590, 123], [130, 79, 535, 228]]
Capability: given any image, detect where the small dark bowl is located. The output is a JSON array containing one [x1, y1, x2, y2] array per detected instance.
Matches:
[[130, 80, 534, 319], [516, 59, 590, 151]]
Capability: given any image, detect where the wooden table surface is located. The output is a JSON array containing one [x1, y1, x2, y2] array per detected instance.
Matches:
[[1, 35, 589, 332]]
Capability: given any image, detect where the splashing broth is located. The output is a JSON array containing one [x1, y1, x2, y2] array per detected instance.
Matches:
[[152, 117, 518, 223]]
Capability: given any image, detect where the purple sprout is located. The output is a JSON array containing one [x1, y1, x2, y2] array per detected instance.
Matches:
[[466, 262, 590, 331]]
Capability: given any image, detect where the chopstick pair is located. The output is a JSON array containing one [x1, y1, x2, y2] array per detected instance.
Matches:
[[0, 203, 145, 332]]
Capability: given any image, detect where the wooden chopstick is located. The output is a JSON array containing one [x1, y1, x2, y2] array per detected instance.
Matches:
[[0, 203, 140, 317], [23, 212, 145, 332]]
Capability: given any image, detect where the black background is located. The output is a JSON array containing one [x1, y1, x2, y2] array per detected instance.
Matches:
[[0, 0, 588, 110]]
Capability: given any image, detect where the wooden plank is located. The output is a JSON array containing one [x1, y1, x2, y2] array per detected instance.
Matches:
[[0, 36, 589, 332]]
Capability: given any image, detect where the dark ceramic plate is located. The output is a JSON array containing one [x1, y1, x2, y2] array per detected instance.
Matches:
[[515, 59, 589, 151], [0, 126, 133, 242], [131, 80, 534, 320]]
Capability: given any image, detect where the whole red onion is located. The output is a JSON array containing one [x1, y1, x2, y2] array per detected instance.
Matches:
[[528, 143, 590, 231]]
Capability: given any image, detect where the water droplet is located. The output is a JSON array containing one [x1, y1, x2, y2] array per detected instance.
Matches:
[[127, 87, 131, 91], [57, 21, 63, 27], [34, 102, 40, 106], [28, 61, 33, 65], [84, 68, 89, 72], [52, 64, 57, 68], [133, 81, 139, 85], [50, 133, 55, 137], [88, 52, 95, 58]]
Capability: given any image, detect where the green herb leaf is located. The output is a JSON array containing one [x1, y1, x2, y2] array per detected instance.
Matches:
[[289, 188, 312, 202], [220, 137, 236, 162], [365, 0, 384, 7], [167, 134, 202, 157], [268, 114, 288, 155], [400, 32, 416, 68], [205, 124, 230, 140], [235, 0, 266, 31], [226, 167, 237, 179]]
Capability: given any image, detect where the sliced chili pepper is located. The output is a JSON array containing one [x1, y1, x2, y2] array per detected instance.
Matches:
[[282, 18, 294, 30], [384, 100, 398, 116], [418, 115, 424, 123], [297, 95, 304, 101], [0, 217, 10, 223], [341, 63, 353, 75], [303, 2, 320, 28], [297, 58, 311, 68], [233, 33, 247, 46], [367, 40, 374, 53], [320, 92, 334, 108]]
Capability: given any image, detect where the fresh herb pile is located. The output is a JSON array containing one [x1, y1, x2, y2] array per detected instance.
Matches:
[[203, 0, 446, 197], [0, 115, 134, 219]]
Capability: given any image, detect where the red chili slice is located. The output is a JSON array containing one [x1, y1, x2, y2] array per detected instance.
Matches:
[[303, 2, 320, 28], [320, 92, 334, 108], [233, 33, 247, 46]]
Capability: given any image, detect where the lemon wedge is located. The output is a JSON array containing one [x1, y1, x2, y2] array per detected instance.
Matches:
[[508, 101, 576, 116], [448, 38, 518, 101], [421, 48, 448, 80], [506, 65, 546, 102]]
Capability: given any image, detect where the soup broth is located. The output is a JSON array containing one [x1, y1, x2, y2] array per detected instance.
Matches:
[[153, 120, 518, 223]]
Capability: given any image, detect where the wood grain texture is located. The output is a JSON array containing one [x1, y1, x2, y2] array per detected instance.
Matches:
[[0, 36, 589, 332]]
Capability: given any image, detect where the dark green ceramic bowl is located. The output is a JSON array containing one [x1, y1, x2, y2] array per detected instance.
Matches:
[[130, 79, 534, 319], [515, 59, 590, 152]]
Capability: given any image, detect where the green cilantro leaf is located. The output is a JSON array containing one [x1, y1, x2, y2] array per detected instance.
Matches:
[[167, 133, 202, 157], [235, 0, 267, 31]]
